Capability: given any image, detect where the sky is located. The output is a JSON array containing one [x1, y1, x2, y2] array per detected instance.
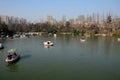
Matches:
[[0, 0, 120, 22]]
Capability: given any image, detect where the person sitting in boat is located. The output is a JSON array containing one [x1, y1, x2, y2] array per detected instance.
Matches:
[[12, 52, 17, 58], [13, 52, 17, 56], [47, 41, 50, 44], [7, 54, 12, 60]]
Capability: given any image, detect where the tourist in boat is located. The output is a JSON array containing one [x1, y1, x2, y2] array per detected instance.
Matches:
[[7, 54, 12, 60], [47, 41, 50, 44], [5, 49, 20, 63], [44, 41, 54, 46], [12, 52, 17, 58]]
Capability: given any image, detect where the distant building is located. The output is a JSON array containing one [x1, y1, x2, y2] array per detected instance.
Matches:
[[0, 17, 2, 23], [46, 14, 56, 24], [69, 18, 75, 25], [76, 15, 85, 24], [20, 18, 27, 24], [78, 15, 85, 21], [61, 15, 66, 25], [47, 15, 52, 22], [0, 16, 9, 24], [0, 15, 27, 24]]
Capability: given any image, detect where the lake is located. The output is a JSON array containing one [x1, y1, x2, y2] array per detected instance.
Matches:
[[0, 35, 120, 80]]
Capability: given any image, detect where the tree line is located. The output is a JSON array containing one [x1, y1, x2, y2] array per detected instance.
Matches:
[[0, 15, 120, 37]]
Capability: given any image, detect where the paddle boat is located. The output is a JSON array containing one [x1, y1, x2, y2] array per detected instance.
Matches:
[[80, 38, 86, 42], [5, 49, 20, 63], [118, 38, 120, 42], [44, 41, 54, 46], [0, 43, 4, 49]]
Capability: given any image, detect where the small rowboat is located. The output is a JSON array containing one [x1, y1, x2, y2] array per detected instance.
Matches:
[[44, 41, 54, 46], [80, 38, 85, 42], [0, 46, 4, 49], [118, 38, 120, 42], [5, 54, 20, 63], [5, 49, 20, 63], [0, 43, 4, 49]]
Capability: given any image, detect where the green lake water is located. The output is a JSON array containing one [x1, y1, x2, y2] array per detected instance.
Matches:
[[0, 35, 120, 80]]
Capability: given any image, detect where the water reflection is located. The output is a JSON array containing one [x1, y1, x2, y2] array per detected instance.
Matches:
[[1, 35, 120, 80], [44, 45, 53, 48], [6, 63, 18, 72]]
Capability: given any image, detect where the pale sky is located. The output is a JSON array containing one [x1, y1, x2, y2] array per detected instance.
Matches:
[[0, 0, 120, 22]]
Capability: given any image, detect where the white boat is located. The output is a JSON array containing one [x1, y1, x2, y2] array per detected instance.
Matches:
[[118, 38, 120, 42], [54, 34, 57, 38], [102, 34, 107, 37], [0, 43, 4, 49], [80, 38, 85, 42], [44, 41, 54, 46]]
